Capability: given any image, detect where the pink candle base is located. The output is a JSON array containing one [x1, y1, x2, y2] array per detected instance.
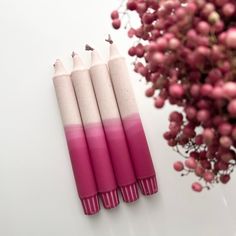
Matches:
[[102, 118, 139, 203], [100, 189, 119, 209], [120, 183, 139, 203], [138, 176, 158, 195], [64, 124, 100, 215], [84, 123, 119, 208], [81, 195, 100, 215], [122, 114, 158, 195]]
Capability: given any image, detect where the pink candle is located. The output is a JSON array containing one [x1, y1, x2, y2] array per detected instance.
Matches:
[[71, 52, 119, 209], [53, 59, 99, 215], [107, 42, 158, 195], [88, 47, 139, 203]]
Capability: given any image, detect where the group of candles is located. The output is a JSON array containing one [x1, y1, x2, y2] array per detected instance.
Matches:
[[52, 38, 157, 215]]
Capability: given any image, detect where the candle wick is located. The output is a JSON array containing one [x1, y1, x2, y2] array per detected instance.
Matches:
[[85, 44, 94, 51], [105, 34, 113, 44], [72, 51, 76, 57]]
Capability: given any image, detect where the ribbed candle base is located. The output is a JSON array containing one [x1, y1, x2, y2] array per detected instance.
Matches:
[[120, 183, 139, 203], [81, 195, 100, 215], [138, 176, 158, 195], [100, 189, 119, 209]]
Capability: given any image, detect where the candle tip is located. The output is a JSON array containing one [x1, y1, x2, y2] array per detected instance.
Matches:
[[105, 34, 113, 44], [72, 51, 78, 57], [53, 59, 60, 67], [72, 53, 86, 70], [85, 44, 94, 51], [53, 59, 67, 75]]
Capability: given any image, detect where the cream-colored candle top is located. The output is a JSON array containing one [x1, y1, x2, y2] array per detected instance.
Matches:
[[71, 53, 102, 125], [89, 49, 121, 120], [53, 59, 82, 125], [108, 42, 139, 117]]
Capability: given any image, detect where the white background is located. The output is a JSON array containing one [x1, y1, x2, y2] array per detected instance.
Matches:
[[0, 0, 236, 235]]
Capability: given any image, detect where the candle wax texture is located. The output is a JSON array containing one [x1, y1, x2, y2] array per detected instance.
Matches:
[[71, 55, 119, 209], [53, 60, 99, 215], [108, 44, 158, 195], [89, 51, 139, 203]]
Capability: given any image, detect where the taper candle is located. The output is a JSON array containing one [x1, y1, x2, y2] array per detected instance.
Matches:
[[107, 39, 158, 195], [53, 59, 99, 215], [71, 52, 119, 209], [87, 46, 139, 203]]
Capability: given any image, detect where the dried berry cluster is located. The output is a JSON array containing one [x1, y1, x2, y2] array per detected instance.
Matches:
[[111, 0, 236, 192]]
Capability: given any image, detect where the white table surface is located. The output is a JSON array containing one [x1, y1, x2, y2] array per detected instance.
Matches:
[[0, 0, 236, 235]]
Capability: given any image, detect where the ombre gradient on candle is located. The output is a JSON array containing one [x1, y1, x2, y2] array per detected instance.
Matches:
[[71, 53, 118, 209], [88, 48, 138, 203], [53, 60, 99, 215], [108, 42, 158, 195]]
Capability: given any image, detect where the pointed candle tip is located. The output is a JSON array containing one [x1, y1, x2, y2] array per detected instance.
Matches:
[[53, 59, 60, 67], [85, 44, 94, 51], [72, 51, 76, 57], [105, 34, 113, 44]]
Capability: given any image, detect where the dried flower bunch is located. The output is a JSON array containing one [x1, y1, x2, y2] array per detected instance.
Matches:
[[111, 0, 236, 192]]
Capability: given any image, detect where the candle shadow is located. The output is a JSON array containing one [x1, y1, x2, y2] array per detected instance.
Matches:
[[86, 191, 164, 236]]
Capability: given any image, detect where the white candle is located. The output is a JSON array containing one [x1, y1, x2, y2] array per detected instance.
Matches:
[[107, 41, 158, 195], [71, 52, 118, 209], [53, 59, 99, 215], [88, 47, 138, 203]]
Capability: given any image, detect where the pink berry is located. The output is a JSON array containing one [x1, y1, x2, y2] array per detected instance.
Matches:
[[169, 111, 183, 123], [173, 161, 184, 172], [190, 84, 200, 97], [152, 52, 165, 65], [220, 136, 232, 148], [232, 127, 236, 140], [220, 174, 230, 184], [155, 96, 165, 108], [186, 106, 197, 120], [195, 135, 203, 145], [185, 157, 197, 169], [218, 123, 232, 136], [223, 82, 236, 99], [226, 29, 236, 48], [111, 10, 119, 20], [192, 182, 203, 192], [197, 109, 210, 122], [221, 152, 233, 162], [203, 128, 214, 145], [168, 139, 177, 147], [127, 0, 137, 10], [228, 99, 236, 116], [169, 38, 180, 50], [145, 87, 155, 97], [202, 3, 215, 16], [195, 166, 205, 177], [218, 161, 229, 171], [128, 47, 136, 56], [212, 87, 223, 99], [163, 131, 172, 140], [197, 21, 210, 35], [169, 84, 184, 98], [203, 172, 214, 182], [112, 19, 121, 29], [223, 3, 235, 17], [201, 84, 213, 96]]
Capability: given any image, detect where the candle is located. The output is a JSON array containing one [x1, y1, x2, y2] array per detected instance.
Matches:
[[87, 46, 139, 203], [53, 59, 99, 215], [107, 40, 158, 195], [71, 52, 119, 209]]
